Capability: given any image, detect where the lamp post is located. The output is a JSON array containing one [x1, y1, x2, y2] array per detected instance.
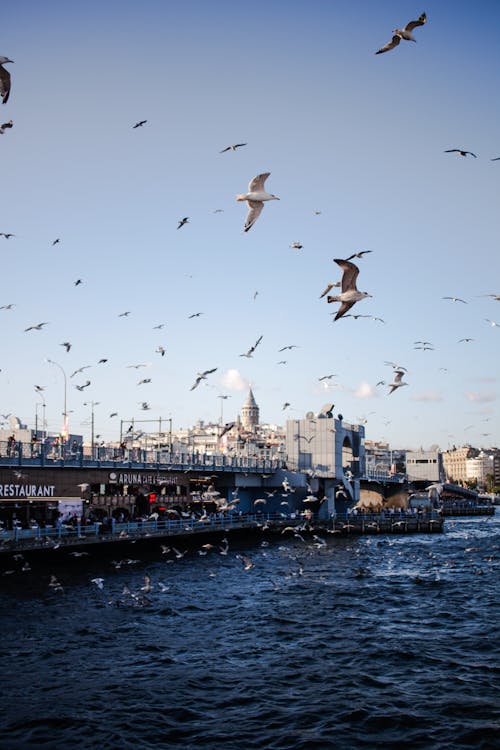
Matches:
[[84, 401, 100, 459], [46, 358, 68, 440]]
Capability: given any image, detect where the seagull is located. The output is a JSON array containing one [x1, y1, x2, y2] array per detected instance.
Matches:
[[318, 374, 337, 381], [75, 380, 91, 391], [140, 402, 151, 410], [74, 279, 82, 286], [70, 365, 91, 378], [118, 311, 131, 317], [219, 422, 235, 439], [0, 233, 15, 238], [34, 385, 45, 392], [127, 362, 150, 369], [240, 334, 263, 358], [375, 13, 427, 54], [220, 143, 247, 152], [188, 312, 203, 319], [153, 323, 166, 329], [177, 217, 189, 229], [132, 120, 147, 128], [290, 242, 303, 249], [137, 378, 151, 385], [479, 294, 500, 301], [442, 296, 467, 303], [345, 250, 372, 261], [444, 149, 477, 158], [60, 342, 72, 352], [190, 367, 217, 391], [319, 282, 341, 299], [156, 346, 166, 356], [24, 322, 49, 332], [0, 303, 14, 309], [485, 319, 500, 327], [327, 259, 372, 321], [388, 369, 408, 394], [278, 345, 299, 352], [236, 172, 280, 232], [97, 358, 108, 364], [0, 119, 13, 134], [52, 238, 60, 246], [0, 57, 13, 104], [91, 578, 104, 589], [282, 402, 291, 410], [458, 338, 474, 343], [109, 412, 118, 417]]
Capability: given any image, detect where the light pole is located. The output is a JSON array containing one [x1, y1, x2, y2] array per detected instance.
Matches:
[[46, 358, 68, 440], [84, 401, 100, 459]]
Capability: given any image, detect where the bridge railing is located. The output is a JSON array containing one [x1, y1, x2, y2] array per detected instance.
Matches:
[[0, 439, 285, 473], [0, 511, 299, 546]]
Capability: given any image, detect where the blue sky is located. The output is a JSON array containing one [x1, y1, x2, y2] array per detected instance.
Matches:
[[1, 0, 499, 449]]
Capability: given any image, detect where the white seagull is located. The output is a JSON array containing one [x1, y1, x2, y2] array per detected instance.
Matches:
[[388, 369, 408, 395], [236, 172, 280, 232], [375, 13, 427, 54], [327, 259, 372, 321]]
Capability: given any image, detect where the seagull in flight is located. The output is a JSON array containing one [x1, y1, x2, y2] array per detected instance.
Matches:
[[34, 385, 45, 393], [133, 120, 147, 128], [127, 362, 150, 369], [190, 368, 218, 391], [290, 242, 303, 250], [0, 119, 13, 134], [318, 374, 337, 381], [240, 334, 263, 358], [278, 345, 299, 352], [177, 217, 189, 229], [388, 369, 408, 395], [479, 294, 500, 301], [375, 12, 426, 54], [61, 342, 72, 352], [70, 365, 91, 378], [0, 303, 15, 309], [0, 56, 13, 104], [75, 380, 91, 391], [345, 250, 372, 261], [52, 238, 60, 246], [140, 402, 151, 410], [0, 233, 15, 238], [444, 149, 477, 158], [458, 338, 474, 343], [220, 143, 247, 153], [153, 323, 166, 329], [442, 296, 467, 303], [74, 279, 82, 286], [156, 346, 166, 356], [188, 312, 203, 319], [485, 319, 500, 327], [118, 311, 131, 317], [137, 378, 151, 385], [236, 172, 280, 232], [24, 322, 49, 332], [327, 259, 372, 321]]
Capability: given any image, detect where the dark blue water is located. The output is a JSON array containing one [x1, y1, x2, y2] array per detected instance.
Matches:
[[1, 513, 499, 750]]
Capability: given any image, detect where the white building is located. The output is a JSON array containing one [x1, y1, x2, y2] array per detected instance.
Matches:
[[406, 449, 443, 482]]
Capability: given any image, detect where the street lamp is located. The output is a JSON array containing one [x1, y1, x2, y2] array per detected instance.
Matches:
[[84, 401, 100, 459], [46, 358, 68, 440]]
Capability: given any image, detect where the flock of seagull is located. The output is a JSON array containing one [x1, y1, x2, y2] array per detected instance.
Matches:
[[1, 9, 500, 435]]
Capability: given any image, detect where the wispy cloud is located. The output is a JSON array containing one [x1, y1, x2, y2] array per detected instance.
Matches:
[[465, 391, 496, 403], [221, 369, 248, 392], [352, 382, 377, 399], [411, 391, 443, 402]]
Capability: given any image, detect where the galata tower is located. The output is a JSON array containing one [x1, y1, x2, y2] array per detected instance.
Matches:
[[241, 388, 259, 431]]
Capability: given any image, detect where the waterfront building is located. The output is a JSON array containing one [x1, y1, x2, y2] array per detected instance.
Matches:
[[405, 449, 444, 482], [442, 446, 479, 484], [465, 450, 499, 489]]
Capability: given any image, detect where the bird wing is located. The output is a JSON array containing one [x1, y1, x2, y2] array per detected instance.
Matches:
[[244, 200, 264, 232], [375, 34, 401, 54], [202, 367, 217, 377], [334, 300, 357, 321], [334, 259, 360, 293], [190, 377, 201, 391], [248, 173, 270, 192], [319, 283, 334, 299], [0, 65, 11, 104], [404, 13, 427, 32]]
